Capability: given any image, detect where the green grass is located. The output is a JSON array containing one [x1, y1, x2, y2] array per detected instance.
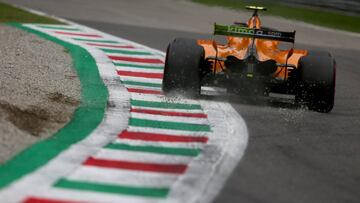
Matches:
[[0, 2, 62, 24], [192, 0, 360, 33]]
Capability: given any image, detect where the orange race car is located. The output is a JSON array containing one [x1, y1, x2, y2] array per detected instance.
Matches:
[[162, 6, 336, 113]]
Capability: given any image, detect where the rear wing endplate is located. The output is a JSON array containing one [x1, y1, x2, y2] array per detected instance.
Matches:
[[214, 23, 296, 43]]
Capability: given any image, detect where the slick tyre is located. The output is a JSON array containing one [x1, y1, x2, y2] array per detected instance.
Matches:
[[162, 38, 204, 97], [297, 51, 336, 113]]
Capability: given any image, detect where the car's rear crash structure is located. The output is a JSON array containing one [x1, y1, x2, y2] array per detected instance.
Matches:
[[162, 6, 336, 113]]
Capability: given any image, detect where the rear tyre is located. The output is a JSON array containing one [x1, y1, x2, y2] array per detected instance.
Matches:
[[162, 38, 204, 97], [296, 51, 336, 113]]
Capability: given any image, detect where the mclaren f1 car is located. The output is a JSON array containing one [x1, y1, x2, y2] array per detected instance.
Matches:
[[162, 6, 336, 113]]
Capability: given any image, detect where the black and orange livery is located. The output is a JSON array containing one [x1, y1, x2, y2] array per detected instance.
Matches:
[[163, 6, 336, 112]]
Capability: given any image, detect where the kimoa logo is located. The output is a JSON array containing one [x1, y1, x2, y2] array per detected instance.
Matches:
[[227, 26, 254, 34], [227, 26, 282, 37]]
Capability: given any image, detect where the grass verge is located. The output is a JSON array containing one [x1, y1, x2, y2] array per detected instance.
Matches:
[[192, 0, 360, 33], [0, 2, 62, 24]]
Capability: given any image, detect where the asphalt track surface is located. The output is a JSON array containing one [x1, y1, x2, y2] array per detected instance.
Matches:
[[3, 0, 360, 202]]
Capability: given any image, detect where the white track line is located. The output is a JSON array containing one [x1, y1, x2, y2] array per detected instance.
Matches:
[[67, 166, 178, 188], [125, 84, 162, 91], [131, 106, 205, 114], [130, 94, 201, 105], [110, 59, 164, 66], [115, 66, 164, 73], [114, 139, 206, 149], [130, 112, 209, 124], [106, 53, 159, 59], [120, 76, 163, 84], [93, 148, 193, 164], [127, 127, 211, 137]]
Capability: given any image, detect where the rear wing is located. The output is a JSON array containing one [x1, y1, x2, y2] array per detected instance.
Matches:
[[214, 23, 296, 43]]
